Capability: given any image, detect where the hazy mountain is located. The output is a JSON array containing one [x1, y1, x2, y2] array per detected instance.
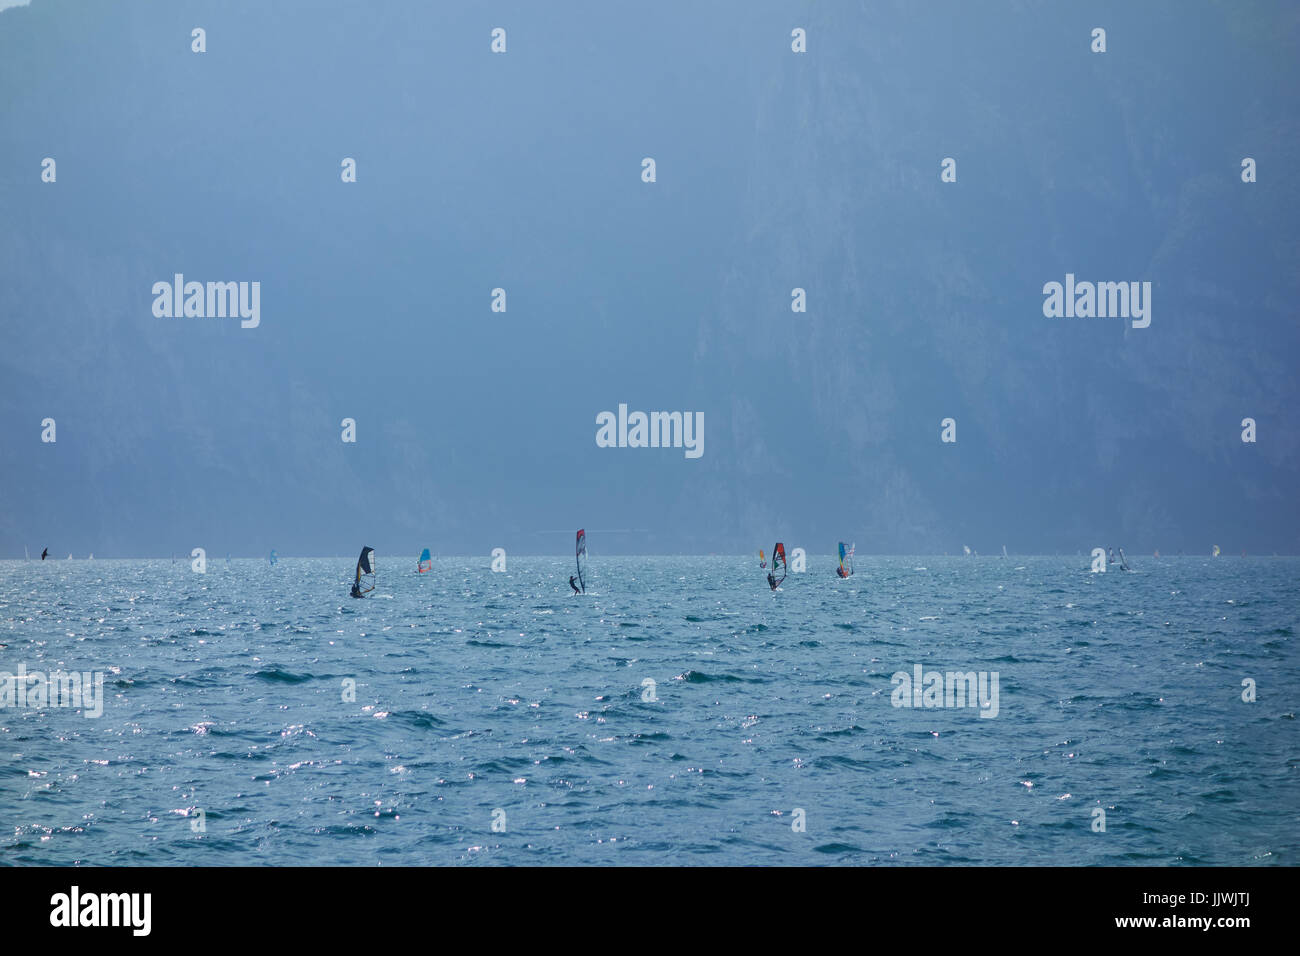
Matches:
[[1, 0, 1296, 557]]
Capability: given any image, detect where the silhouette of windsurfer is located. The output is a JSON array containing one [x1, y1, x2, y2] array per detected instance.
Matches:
[[349, 582, 363, 599], [569, 575, 581, 595], [767, 572, 778, 591], [40, 548, 48, 560]]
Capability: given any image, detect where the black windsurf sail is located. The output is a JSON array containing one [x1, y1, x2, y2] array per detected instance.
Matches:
[[351, 546, 376, 597], [768, 542, 787, 590], [575, 529, 587, 593]]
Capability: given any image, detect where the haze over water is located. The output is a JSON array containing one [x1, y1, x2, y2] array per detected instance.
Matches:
[[2, 555, 1294, 865]]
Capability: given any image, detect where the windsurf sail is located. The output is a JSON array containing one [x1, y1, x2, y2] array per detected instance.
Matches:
[[417, 548, 432, 574], [269, 549, 278, 566], [758, 549, 767, 569], [354, 546, 376, 596], [1212, 545, 1221, 557], [1118, 547, 1130, 571], [837, 541, 854, 577], [575, 529, 587, 593], [769, 542, 787, 589]]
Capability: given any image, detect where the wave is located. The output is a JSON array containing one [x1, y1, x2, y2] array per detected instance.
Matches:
[[253, 667, 314, 683]]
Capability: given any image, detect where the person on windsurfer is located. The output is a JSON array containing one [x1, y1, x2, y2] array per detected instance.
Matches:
[[767, 571, 778, 591], [350, 581, 362, 599], [570, 575, 581, 594], [837, 566, 848, 579]]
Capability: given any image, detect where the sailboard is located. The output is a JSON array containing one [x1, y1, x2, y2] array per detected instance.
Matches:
[[768, 542, 787, 590], [575, 529, 587, 594], [1118, 547, 1130, 571], [758, 549, 767, 570], [836, 541, 854, 578], [1212, 545, 1221, 557], [352, 546, 376, 597], [417, 548, 432, 574]]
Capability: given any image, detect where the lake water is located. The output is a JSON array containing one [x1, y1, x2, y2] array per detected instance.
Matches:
[[1, 555, 1294, 865]]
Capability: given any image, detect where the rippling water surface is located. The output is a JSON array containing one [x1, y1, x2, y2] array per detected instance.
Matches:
[[1, 555, 1295, 865]]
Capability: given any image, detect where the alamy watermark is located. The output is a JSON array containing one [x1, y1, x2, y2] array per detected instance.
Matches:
[[152, 274, 260, 328], [1042, 273, 1151, 329], [1, 664, 104, 717], [595, 404, 703, 459], [49, 886, 150, 936], [891, 664, 999, 718]]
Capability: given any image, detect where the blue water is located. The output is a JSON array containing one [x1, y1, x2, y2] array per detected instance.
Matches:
[[1, 556, 1295, 865]]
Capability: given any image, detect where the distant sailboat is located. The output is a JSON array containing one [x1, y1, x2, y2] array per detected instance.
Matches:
[[758, 548, 767, 570], [836, 542, 854, 578], [963, 545, 971, 556], [1002, 545, 1008, 558], [417, 548, 432, 573], [24, 545, 29, 561], [768, 542, 787, 590], [1212, 545, 1221, 557], [350, 546, 376, 598], [269, 549, 278, 566], [574, 529, 587, 594]]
